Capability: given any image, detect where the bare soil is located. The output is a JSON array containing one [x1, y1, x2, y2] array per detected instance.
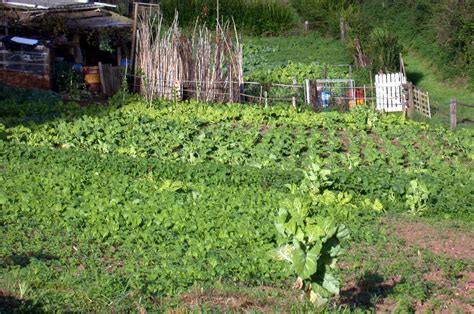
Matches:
[[177, 287, 299, 313], [383, 216, 474, 313], [383, 217, 474, 260]]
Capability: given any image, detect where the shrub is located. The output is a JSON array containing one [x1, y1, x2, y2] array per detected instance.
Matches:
[[365, 28, 403, 73], [289, 0, 357, 37], [160, 0, 298, 35], [360, 0, 473, 88]]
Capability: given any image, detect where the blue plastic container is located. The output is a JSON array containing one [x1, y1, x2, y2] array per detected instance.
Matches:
[[72, 63, 83, 71], [320, 90, 331, 108], [120, 59, 130, 67]]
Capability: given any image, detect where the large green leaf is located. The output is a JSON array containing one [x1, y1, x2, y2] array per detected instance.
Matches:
[[306, 224, 325, 243], [272, 244, 294, 263], [336, 225, 350, 240], [322, 272, 340, 295], [292, 242, 322, 279], [312, 282, 332, 299], [274, 208, 288, 236]]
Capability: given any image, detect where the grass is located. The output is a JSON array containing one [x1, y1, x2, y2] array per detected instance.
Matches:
[[339, 214, 472, 313], [404, 52, 474, 128]]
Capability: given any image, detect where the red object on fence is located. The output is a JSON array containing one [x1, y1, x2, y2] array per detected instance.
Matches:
[[355, 88, 365, 105]]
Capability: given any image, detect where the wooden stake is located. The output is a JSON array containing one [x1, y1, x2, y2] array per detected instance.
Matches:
[[264, 91, 268, 108], [340, 18, 346, 44], [117, 46, 122, 66], [72, 34, 83, 64], [363, 85, 367, 105], [450, 98, 457, 130], [98, 62, 106, 95], [406, 82, 414, 119], [130, 2, 139, 91], [399, 52, 406, 78]]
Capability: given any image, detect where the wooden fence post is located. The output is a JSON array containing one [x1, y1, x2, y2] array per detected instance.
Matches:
[[304, 21, 309, 32], [340, 18, 347, 44], [406, 82, 414, 119], [130, 2, 139, 92], [450, 98, 457, 130]]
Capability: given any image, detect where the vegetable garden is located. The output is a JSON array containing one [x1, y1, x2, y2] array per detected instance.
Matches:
[[1, 91, 473, 311]]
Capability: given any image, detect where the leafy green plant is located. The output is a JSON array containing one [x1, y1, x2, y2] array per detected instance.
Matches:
[[365, 27, 403, 73], [274, 203, 350, 306], [406, 179, 430, 216], [54, 65, 87, 100], [1, 93, 472, 312], [273, 163, 350, 306], [246, 61, 350, 84]]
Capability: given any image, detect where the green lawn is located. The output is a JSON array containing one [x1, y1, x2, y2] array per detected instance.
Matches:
[[404, 52, 473, 128]]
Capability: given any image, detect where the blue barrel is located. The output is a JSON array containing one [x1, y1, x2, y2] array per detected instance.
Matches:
[[72, 63, 83, 71], [120, 59, 130, 67], [320, 90, 331, 108]]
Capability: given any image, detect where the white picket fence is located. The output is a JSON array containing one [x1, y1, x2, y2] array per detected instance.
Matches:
[[375, 72, 407, 112]]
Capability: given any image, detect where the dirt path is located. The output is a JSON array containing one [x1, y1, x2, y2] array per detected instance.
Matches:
[[381, 216, 474, 313], [383, 217, 474, 260]]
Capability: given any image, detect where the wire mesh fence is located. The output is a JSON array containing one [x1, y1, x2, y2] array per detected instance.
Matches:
[[126, 73, 413, 113]]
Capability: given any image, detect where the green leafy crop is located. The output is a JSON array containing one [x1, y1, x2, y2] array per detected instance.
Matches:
[[0, 96, 472, 311], [273, 164, 350, 306]]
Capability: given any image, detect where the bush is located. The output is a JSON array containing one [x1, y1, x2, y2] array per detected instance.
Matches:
[[160, 0, 298, 35], [360, 0, 473, 88], [290, 0, 357, 37], [365, 28, 403, 73]]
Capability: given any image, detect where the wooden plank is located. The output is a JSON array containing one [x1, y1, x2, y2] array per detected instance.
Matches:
[[99, 62, 106, 95], [407, 82, 414, 119], [130, 2, 139, 92]]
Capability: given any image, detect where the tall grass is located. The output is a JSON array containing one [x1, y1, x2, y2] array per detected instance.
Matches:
[[160, 0, 298, 35]]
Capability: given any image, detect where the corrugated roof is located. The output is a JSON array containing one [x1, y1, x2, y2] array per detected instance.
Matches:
[[1, 1, 130, 30], [66, 10, 132, 29], [1, 1, 108, 10], [3, 0, 89, 3]]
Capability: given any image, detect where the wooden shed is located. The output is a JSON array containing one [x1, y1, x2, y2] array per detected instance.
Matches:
[[0, 0, 132, 93]]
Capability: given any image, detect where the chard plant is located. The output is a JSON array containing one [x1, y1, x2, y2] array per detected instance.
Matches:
[[406, 179, 430, 216], [273, 164, 350, 306]]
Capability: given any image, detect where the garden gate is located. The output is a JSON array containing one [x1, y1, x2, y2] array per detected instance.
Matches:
[[413, 86, 431, 118], [375, 72, 407, 112]]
